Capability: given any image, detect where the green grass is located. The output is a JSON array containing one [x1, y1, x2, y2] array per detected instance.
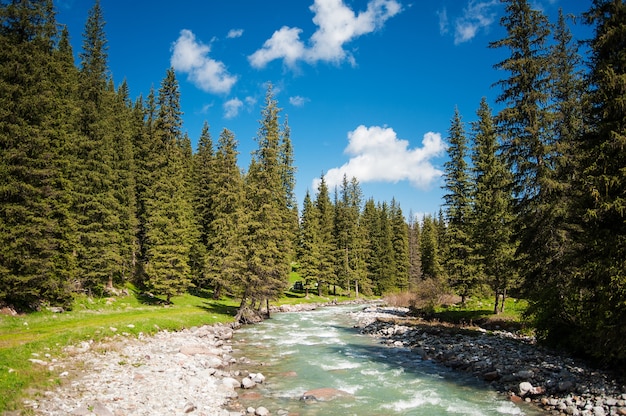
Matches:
[[0, 288, 237, 413], [431, 297, 529, 330], [0, 275, 374, 413]]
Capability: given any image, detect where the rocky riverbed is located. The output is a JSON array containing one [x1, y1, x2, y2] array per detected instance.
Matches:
[[21, 302, 626, 416], [23, 323, 270, 416], [352, 305, 626, 416]]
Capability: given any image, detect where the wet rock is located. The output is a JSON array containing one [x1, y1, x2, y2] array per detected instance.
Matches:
[[301, 387, 353, 401], [352, 306, 626, 416]]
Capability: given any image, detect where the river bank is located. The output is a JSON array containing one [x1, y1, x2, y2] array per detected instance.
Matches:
[[20, 301, 626, 416], [352, 305, 626, 416]]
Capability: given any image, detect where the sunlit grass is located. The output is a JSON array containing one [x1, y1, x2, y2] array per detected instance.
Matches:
[[0, 288, 236, 413]]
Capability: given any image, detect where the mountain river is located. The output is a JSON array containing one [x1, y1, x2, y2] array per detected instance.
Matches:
[[230, 304, 542, 416]]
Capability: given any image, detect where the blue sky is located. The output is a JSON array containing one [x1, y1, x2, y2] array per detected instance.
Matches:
[[56, 0, 591, 219]]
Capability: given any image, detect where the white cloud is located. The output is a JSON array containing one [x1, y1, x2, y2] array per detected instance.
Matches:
[[453, 0, 499, 45], [171, 29, 238, 94], [437, 7, 449, 35], [248, 0, 402, 68], [227, 28, 244, 39], [289, 95, 309, 107], [314, 125, 447, 191], [223, 98, 243, 119], [223, 96, 256, 119]]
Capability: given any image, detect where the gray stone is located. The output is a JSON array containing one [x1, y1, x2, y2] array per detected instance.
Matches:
[[255, 406, 270, 416]]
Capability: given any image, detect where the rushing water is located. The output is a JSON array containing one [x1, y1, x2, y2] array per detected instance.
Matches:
[[231, 304, 541, 416]]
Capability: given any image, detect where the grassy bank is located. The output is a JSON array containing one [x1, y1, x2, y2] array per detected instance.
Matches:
[[0, 281, 357, 413], [0, 289, 239, 413]]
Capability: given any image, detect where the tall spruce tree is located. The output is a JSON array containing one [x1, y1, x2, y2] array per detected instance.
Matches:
[[191, 122, 215, 289], [297, 191, 321, 297], [389, 199, 410, 291], [442, 108, 475, 304], [419, 215, 442, 282], [142, 68, 196, 303], [240, 84, 291, 319], [407, 212, 422, 290], [314, 174, 335, 295], [471, 98, 517, 313], [205, 128, 247, 300], [0, 0, 76, 308], [566, 0, 626, 367], [72, 0, 132, 293]]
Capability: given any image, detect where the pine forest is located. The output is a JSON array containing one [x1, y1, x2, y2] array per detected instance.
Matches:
[[1, 0, 625, 370]]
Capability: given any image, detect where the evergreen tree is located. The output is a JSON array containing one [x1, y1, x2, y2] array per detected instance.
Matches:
[[142, 68, 196, 303], [490, 0, 553, 208], [205, 128, 247, 300], [240, 84, 291, 318], [407, 212, 422, 290], [562, 0, 626, 367], [314, 174, 335, 295], [71, 0, 132, 293], [191, 122, 215, 289], [442, 108, 475, 304], [297, 191, 321, 297], [389, 199, 410, 291], [279, 115, 299, 261], [419, 215, 441, 281], [333, 175, 367, 297], [0, 0, 76, 308], [470, 98, 517, 313]]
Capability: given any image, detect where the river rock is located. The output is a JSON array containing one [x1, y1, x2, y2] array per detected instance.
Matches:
[[242, 376, 257, 389], [301, 387, 353, 401], [29, 323, 244, 415], [255, 406, 270, 416], [352, 305, 626, 416]]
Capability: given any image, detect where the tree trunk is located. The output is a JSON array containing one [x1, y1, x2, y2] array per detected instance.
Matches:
[[213, 284, 222, 300], [494, 289, 500, 315], [500, 288, 506, 313], [355, 280, 359, 298]]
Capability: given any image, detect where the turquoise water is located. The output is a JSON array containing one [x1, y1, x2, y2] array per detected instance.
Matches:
[[231, 305, 542, 416]]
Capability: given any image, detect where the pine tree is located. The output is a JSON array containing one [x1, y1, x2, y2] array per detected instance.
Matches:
[[71, 0, 131, 293], [0, 0, 76, 308], [190, 122, 215, 289], [142, 68, 196, 303], [407, 212, 422, 290], [389, 199, 409, 291], [442, 108, 475, 304], [205, 128, 247, 300], [490, 0, 553, 208], [297, 191, 321, 297], [240, 84, 291, 318], [314, 174, 335, 295], [471, 98, 517, 314], [419, 215, 441, 281], [564, 0, 626, 367], [279, 115, 299, 260], [333, 175, 367, 297]]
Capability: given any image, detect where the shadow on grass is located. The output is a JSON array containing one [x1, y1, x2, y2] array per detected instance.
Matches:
[[283, 291, 306, 299], [196, 301, 238, 317]]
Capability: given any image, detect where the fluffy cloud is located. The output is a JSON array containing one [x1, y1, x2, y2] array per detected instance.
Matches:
[[171, 29, 238, 94], [289, 95, 309, 107], [453, 0, 499, 44], [223, 98, 243, 119], [227, 28, 244, 39], [248, 0, 402, 68], [315, 125, 447, 191]]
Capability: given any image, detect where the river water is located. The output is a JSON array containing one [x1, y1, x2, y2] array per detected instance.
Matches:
[[231, 304, 541, 416]]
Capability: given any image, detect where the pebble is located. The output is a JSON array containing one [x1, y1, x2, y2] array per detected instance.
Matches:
[[352, 306, 626, 416], [27, 323, 265, 416]]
